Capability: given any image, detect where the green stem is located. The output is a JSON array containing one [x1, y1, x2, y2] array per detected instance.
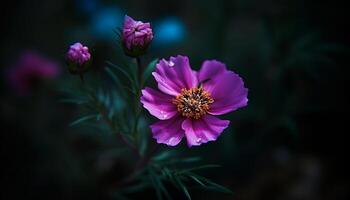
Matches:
[[97, 102, 141, 157], [133, 57, 143, 145], [116, 56, 161, 186], [117, 144, 160, 186], [135, 144, 160, 170], [79, 73, 85, 84], [136, 57, 143, 85]]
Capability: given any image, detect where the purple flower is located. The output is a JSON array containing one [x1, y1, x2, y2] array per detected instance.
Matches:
[[66, 42, 91, 65], [66, 42, 91, 74], [122, 15, 153, 57], [7, 51, 59, 95], [141, 55, 248, 147]]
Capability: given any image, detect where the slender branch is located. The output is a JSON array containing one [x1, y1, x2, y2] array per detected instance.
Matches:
[[134, 56, 161, 169], [136, 57, 143, 86], [115, 57, 162, 187], [117, 144, 160, 186], [133, 57, 143, 144], [135, 144, 160, 170], [97, 101, 141, 157]]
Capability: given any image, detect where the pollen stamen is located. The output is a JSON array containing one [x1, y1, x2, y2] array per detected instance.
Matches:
[[172, 87, 214, 119]]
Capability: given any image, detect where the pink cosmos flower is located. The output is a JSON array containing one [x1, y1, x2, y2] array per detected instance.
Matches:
[[66, 42, 91, 66], [122, 15, 153, 57], [7, 51, 59, 95], [141, 55, 248, 147]]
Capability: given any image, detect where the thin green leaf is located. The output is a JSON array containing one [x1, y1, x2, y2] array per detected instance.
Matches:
[[188, 173, 233, 194], [113, 28, 122, 39], [70, 115, 96, 127], [120, 133, 135, 143], [149, 171, 163, 200], [189, 175, 205, 186], [142, 58, 158, 85], [161, 167, 173, 179], [153, 151, 177, 162], [106, 61, 135, 85], [149, 168, 172, 200], [165, 157, 201, 165], [174, 176, 191, 200], [123, 86, 137, 96], [105, 67, 121, 85], [176, 164, 221, 174], [139, 131, 148, 156], [179, 157, 202, 163]]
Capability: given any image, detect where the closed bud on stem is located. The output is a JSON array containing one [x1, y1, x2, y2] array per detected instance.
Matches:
[[122, 15, 153, 57], [66, 42, 91, 74]]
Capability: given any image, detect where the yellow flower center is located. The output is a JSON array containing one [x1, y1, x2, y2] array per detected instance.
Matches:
[[172, 87, 214, 119]]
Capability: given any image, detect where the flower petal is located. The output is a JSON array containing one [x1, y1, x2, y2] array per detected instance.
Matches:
[[198, 61, 248, 116], [150, 115, 185, 146], [182, 115, 230, 147], [141, 87, 177, 120], [152, 55, 198, 96], [123, 15, 135, 28], [206, 71, 248, 115], [198, 60, 227, 85]]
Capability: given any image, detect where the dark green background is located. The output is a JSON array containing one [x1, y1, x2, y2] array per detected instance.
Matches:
[[1, 0, 348, 199]]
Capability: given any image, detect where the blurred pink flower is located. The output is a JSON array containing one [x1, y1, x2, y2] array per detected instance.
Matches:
[[7, 51, 59, 95], [141, 55, 248, 147], [122, 15, 153, 57]]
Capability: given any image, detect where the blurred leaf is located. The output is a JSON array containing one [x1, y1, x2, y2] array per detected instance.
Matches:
[[142, 58, 158, 85], [113, 28, 122, 41], [123, 86, 137, 96], [105, 68, 135, 99], [105, 67, 122, 87], [139, 131, 148, 156], [165, 157, 202, 165], [161, 167, 173, 179], [150, 175, 163, 200], [153, 150, 176, 160], [187, 173, 233, 194], [153, 151, 201, 166], [149, 168, 172, 200], [106, 61, 136, 86], [70, 114, 97, 127], [176, 164, 221, 175], [174, 176, 191, 200], [189, 175, 205, 186]]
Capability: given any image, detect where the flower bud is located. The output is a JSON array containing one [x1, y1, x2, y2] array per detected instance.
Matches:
[[66, 42, 91, 74], [122, 15, 153, 57]]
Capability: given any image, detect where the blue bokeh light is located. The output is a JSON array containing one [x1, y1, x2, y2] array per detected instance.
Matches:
[[154, 17, 186, 46], [90, 6, 124, 40]]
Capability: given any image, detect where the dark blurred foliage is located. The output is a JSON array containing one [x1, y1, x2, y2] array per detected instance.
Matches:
[[1, 0, 349, 200]]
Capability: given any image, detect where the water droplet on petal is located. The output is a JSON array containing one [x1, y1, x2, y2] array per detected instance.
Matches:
[[160, 111, 168, 119], [196, 138, 202, 143], [168, 61, 174, 66]]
